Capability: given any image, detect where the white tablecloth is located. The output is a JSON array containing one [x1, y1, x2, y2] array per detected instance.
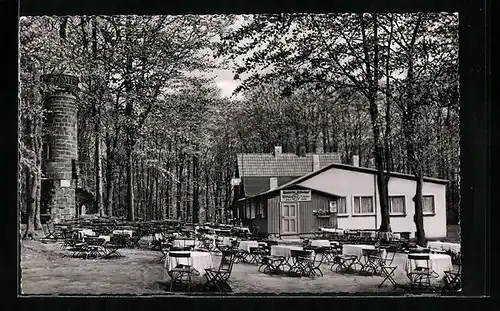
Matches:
[[271, 245, 313, 258], [80, 229, 95, 236], [221, 237, 235, 246], [310, 240, 331, 248], [319, 227, 344, 235], [165, 251, 213, 276], [173, 239, 197, 248], [234, 227, 251, 233], [342, 244, 387, 259], [238, 240, 259, 252], [405, 253, 453, 281], [427, 241, 461, 254], [113, 229, 133, 237]]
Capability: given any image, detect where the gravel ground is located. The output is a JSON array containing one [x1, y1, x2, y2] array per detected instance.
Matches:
[[19, 239, 457, 296]]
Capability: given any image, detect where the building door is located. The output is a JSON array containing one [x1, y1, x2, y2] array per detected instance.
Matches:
[[281, 202, 298, 234]]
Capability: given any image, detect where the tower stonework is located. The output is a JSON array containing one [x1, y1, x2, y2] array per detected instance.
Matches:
[[42, 74, 79, 222]]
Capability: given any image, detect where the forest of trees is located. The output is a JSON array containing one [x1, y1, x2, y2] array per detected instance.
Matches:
[[19, 14, 459, 245]]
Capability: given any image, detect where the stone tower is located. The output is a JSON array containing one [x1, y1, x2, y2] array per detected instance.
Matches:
[[41, 73, 79, 222]]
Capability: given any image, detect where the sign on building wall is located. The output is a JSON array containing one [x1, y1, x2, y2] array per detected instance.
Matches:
[[60, 179, 71, 188], [329, 201, 338, 213], [280, 189, 311, 202]]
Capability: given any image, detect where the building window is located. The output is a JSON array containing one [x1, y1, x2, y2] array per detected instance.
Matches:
[[337, 197, 348, 215], [353, 196, 374, 215], [262, 199, 267, 218], [389, 196, 406, 215], [423, 195, 435, 215], [256, 199, 264, 218], [42, 142, 51, 160]]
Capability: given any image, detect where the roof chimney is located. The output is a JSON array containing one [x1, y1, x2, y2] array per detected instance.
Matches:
[[312, 154, 320, 171], [269, 177, 278, 190], [352, 155, 359, 167], [274, 146, 282, 157]]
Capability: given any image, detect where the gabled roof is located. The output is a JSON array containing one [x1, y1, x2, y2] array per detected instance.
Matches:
[[237, 153, 341, 177], [241, 176, 299, 197], [239, 162, 448, 201]]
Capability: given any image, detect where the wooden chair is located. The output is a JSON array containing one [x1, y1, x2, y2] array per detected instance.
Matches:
[[156, 241, 172, 263], [331, 253, 358, 274], [248, 246, 266, 265], [258, 255, 286, 275], [322, 245, 338, 264], [444, 254, 461, 290], [306, 246, 326, 277], [406, 254, 439, 288], [167, 252, 199, 292], [360, 248, 384, 276], [204, 250, 236, 292], [288, 250, 314, 277]]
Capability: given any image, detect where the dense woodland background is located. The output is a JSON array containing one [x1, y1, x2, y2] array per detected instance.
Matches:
[[19, 14, 459, 242]]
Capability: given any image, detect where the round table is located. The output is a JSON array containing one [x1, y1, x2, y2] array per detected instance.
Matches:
[[165, 251, 213, 276]]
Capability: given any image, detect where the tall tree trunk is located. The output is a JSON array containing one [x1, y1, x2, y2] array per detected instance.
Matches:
[[186, 155, 192, 223], [176, 151, 184, 221], [126, 142, 134, 221], [94, 116, 103, 216], [361, 13, 390, 233], [104, 133, 115, 217], [403, 15, 426, 246], [192, 155, 200, 223], [205, 170, 210, 221], [24, 116, 36, 239], [34, 133, 42, 229], [124, 16, 135, 221]]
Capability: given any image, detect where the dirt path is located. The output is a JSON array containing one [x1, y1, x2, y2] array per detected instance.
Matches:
[[20, 240, 437, 295]]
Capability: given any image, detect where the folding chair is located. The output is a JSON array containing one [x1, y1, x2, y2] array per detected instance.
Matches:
[[258, 255, 286, 275], [156, 241, 172, 263], [288, 250, 314, 277], [376, 246, 399, 288], [306, 247, 327, 277], [85, 237, 107, 258], [167, 252, 200, 292], [360, 248, 383, 276], [406, 254, 439, 288], [103, 243, 122, 259], [248, 246, 266, 265], [322, 241, 340, 264], [204, 250, 236, 292], [331, 254, 358, 274], [444, 254, 461, 290], [378, 264, 398, 288], [71, 242, 89, 258]]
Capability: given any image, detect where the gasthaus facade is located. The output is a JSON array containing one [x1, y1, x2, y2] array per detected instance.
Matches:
[[234, 147, 448, 239]]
